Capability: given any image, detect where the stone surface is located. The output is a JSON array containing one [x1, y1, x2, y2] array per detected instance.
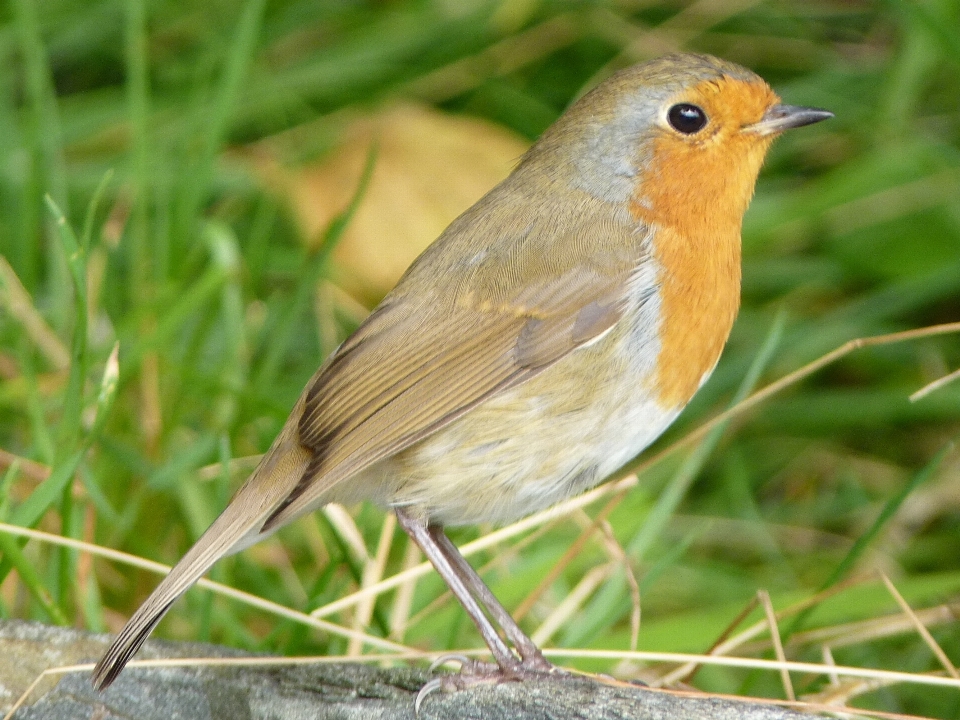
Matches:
[[0, 620, 815, 719]]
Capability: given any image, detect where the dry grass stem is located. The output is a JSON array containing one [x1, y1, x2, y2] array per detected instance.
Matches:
[[654, 575, 874, 688], [802, 643, 896, 709], [822, 644, 839, 686], [348, 512, 396, 656], [658, 594, 762, 687], [910, 366, 960, 402], [3, 663, 94, 720], [879, 573, 959, 679], [544, 648, 960, 690], [804, 645, 896, 706], [758, 589, 795, 701], [531, 563, 613, 646], [597, 518, 641, 651], [782, 602, 960, 652], [387, 538, 421, 640], [513, 491, 625, 621], [322, 503, 370, 567]]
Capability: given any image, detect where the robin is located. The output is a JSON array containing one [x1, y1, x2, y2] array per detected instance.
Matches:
[[93, 53, 832, 693]]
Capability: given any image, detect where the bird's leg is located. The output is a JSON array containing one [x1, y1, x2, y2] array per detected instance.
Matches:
[[394, 508, 520, 676], [428, 524, 553, 673]]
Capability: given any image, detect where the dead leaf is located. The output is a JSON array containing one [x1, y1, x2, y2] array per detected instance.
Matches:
[[253, 103, 529, 302]]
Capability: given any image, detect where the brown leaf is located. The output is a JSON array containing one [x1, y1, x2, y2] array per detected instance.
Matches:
[[255, 103, 529, 301]]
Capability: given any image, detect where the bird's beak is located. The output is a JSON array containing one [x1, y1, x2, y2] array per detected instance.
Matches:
[[744, 104, 834, 136]]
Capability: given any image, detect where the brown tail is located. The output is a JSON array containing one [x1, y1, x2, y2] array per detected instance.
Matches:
[[92, 417, 312, 690]]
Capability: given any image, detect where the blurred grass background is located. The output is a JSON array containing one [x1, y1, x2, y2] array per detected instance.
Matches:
[[1, 0, 959, 716]]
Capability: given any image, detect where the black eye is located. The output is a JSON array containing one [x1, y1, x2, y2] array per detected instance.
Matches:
[[667, 103, 707, 134]]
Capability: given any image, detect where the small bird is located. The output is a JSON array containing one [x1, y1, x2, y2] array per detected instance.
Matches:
[[93, 53, 831, 692]]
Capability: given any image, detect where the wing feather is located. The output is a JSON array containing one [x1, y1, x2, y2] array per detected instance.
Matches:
[[262, 213, 652, 530]]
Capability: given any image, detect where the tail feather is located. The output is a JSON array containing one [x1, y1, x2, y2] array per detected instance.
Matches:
[[93, 419, 312, 690]]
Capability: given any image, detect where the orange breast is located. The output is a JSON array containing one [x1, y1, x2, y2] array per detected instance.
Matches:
[[629, 77, 776, 407], [638, 220, 741, 407]]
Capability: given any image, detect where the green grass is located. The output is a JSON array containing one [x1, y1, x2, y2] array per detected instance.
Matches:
[[1, 1, 960, 717]]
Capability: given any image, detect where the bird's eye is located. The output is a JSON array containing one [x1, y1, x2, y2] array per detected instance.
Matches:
[[667, 103, 707, 134]]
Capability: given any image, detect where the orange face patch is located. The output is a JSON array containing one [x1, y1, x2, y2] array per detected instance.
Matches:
[[630, 76, 779, 407]]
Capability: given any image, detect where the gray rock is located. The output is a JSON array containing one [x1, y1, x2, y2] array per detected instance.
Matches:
[[0, 620, 813, 719]]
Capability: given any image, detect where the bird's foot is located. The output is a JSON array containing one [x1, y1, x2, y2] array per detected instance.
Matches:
[[416, 653, 564, 713]]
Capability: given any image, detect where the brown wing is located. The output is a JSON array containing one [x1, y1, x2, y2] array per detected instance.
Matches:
[[261, 208, 652, 531]]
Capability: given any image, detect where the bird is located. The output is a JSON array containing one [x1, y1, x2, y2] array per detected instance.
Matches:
[[92, 52, 832, 693]]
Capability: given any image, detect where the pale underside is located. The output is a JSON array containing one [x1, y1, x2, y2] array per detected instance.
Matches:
[[259, 187, 677, 532], [345, 258, 679, 526]]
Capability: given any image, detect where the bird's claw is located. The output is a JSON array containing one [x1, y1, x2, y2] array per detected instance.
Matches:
[[416, 655, 565, 714], [414, 677, 445, 716], [427, 653, 488, 673]]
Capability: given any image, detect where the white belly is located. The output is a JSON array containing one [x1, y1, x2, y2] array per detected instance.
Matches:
[[377, 277, 685, 526]]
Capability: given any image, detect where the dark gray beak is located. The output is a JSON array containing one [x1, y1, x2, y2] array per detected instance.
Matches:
[[745, 104, 834, 136]]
